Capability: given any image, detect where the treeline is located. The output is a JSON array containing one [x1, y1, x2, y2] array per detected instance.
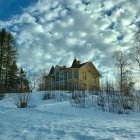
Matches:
[[0, 28, 30, 94]]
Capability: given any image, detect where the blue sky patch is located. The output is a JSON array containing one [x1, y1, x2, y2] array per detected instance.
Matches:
[[0, 0, 37, 20]]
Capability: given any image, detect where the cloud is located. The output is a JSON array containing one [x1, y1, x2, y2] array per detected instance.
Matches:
[[0, 0, 139, 76]]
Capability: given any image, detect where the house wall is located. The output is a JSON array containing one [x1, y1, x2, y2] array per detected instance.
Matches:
[[78, 62, 100, 90], [67, 68, 79, 90]]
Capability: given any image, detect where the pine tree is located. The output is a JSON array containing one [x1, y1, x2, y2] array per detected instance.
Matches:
[[0, 28, 7, 92], [7, 61, 18, 92], [4, 33, 18, 92], [0, 28, 30, 93]]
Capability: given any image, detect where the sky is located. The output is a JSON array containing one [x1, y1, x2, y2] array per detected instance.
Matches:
[[0, 0, 140, 79]]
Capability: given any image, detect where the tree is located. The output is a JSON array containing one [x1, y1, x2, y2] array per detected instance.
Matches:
[[0, 28, 18, 93], [17, 68, 30, 93], [0, 28, 31, 93], [101, 77, 115, 93], [113, 51, 134, 95], [131, 27, 140, 71], [0, 28, 7, 92], [130, 28, 140, 82], [36, 69, 47, 91], [27, 71, 41, 92], [6, 61, 18, 92]]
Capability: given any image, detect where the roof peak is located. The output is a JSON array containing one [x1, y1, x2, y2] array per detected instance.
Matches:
[[49, 66, 55, 75], [71, 58, 87, 68]]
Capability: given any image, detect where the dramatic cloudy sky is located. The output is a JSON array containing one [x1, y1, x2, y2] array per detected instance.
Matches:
[[0, 0, 140, 77]]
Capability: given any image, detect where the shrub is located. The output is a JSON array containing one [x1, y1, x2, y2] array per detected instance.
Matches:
[[13, 93, 31, 108], [97, 91, 135, 114], [42, 91, 52, 100]]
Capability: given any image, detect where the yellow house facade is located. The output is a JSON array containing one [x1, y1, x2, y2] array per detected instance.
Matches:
[[45, 58, 101, 91]]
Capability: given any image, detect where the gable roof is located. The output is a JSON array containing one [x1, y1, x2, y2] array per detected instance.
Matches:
[[79, 62, 88, 68], [71, 58, 88, 68], [87, 61, 101, 77], [49, 66, 54, 75]]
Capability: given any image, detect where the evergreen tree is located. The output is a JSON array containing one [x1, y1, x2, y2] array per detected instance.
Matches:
[[5, 33, 17, 92], [0, 28, 30, 93], [0, 28, 7, 91], [7, 61, 18, 92]]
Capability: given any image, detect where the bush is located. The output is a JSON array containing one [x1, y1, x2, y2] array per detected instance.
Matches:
[[42, 91, 53, 100], [42, 91, 55, 100], [13, 93, 31, 108], [97, 91, 134, 114], [133, 91, 140, 111], [69, 90, 92, 108]]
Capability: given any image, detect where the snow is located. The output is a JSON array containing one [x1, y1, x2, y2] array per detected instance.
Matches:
[[0, 92, 140, 140]]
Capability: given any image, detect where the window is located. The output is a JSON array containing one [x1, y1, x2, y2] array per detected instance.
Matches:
[[93, 75, 96, 83], [52, 78, 55, 83], [60, 72, 63, 81], [60, 77, 63, 81], [56, 76, 59, 82], [64, 73, 67, 81], [56, 72, 59, 82], [68, 70, 72, 79], [83, 72, 86, 80], [74, 70, 78, 79]]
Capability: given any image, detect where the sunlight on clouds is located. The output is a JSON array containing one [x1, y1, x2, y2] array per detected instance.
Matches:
[[0, 0, 139, 75], [66, 37, 78, 46], [60, 17, 74, 28], [79, 32, 87, 37], [103, 0, 114, 10], [33, 24, 44, 33], [43, 23, 54, 31], [101, 30, 120, 43], [20, 13, 36, 23]]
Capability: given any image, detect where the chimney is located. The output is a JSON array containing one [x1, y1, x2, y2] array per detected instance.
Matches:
[[77, 60, 80, 65]]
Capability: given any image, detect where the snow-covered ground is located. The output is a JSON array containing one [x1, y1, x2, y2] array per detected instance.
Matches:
[[0, 92, 140, 140]]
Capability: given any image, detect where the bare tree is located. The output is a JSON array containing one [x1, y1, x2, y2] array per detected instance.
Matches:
[[130, 28, 140, 88], [27, 69, 47, 92], [131, 29, 140, 70], [101, 76, 115, 93], [37, 69, 47, 91], [27, 71, 38, 92], [113, 51, 134, 95]]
